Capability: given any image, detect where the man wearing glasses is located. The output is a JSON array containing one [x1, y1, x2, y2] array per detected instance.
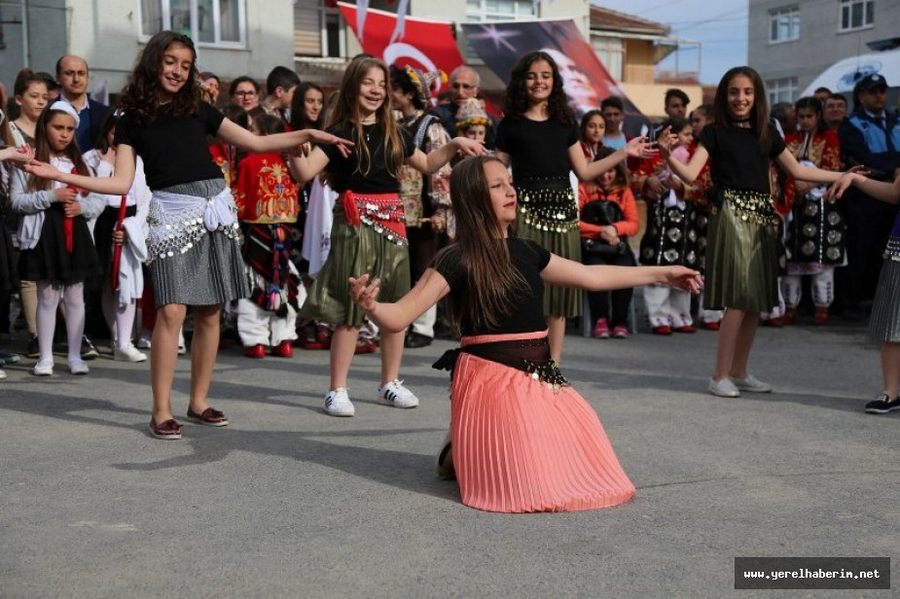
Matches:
[[431, 66, 495, 148]]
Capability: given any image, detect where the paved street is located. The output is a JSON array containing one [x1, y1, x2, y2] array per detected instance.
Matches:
[[1, 321, 897, 598]]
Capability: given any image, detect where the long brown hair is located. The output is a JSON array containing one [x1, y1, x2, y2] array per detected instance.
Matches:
[[324, 57, 405, 182], [434, 156, 527, 330], [118, 31, 202, 125], [28, 107, 89, 191], [712, 66, 771, 151]]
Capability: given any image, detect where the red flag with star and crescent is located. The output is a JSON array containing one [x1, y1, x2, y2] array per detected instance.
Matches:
[[336, 2, 465, 102]]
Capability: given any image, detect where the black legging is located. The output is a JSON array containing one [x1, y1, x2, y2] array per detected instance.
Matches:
[[582, 248, 636, 328]]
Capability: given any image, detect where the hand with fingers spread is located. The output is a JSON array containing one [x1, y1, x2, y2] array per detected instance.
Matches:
[[306, 129, 355, 158], [665, 266, 703, 294], [349, 273, 382, 313], [826, 167, 870, 201], [624, 136, 657, 160]]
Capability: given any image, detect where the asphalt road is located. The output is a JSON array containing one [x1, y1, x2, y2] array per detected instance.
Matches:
[[1, 320, 897, 598]]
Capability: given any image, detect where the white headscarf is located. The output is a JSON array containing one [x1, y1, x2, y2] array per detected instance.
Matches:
[[49, 101, 80, 127]]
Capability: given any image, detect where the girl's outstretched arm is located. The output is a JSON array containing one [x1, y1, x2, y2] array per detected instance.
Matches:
[[349, 268, 450, 333], [0, 144, 34, 163], [407, 137, 485, 174], [829, 172, 900, 205], [657, 128, 709, 183], [568, 137, 655, 182], [540, 254, 702, 293], [216, 119, 353, 157], [23, 144, 137, 195], [776, 148, 847, 185]]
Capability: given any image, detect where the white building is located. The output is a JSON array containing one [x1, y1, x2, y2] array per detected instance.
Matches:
[[1, 0, 294, 100]]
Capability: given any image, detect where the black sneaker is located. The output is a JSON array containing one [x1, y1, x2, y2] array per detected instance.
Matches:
[[864, 393, 900, 415], [25, 335, 40, 359], [404, 331, 433, 349], [80, 335, 99, 360], [0, 351, 21, 366]]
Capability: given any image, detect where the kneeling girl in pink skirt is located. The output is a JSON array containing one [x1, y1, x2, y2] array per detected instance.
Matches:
[[350, 156, 702, 513]]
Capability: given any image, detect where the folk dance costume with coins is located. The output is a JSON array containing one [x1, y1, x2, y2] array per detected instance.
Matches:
[[634, 148, 701, 331], [300, 123, 416, 327], [699, 123, 786, 312], [233, 151, 302, 352], [495, 117, 581, 318], [780, 129, 844, 319]]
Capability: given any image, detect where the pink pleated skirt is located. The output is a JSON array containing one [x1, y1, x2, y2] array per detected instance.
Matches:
[[450, 330, 636, 513]]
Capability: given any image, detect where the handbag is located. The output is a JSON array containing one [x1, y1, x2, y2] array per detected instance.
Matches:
[[580, 199, 628, 256]]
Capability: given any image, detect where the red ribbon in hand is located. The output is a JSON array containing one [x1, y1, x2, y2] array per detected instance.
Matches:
[[63, 167, 80, 253]]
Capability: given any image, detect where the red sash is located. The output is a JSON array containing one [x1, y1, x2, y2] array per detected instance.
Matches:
[[340, 191, 407, 244]]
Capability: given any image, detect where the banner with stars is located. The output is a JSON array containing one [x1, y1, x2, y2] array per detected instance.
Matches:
[[460, 19, 643, 120]]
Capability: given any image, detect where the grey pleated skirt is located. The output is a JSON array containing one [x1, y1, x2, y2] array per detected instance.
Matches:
[[149, 179, 249, 308], [869, 258, 900, 343]]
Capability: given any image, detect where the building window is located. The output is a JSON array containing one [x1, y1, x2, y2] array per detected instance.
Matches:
[[592, 36, 624, 81], [839, 0, 874, 31], [767, 77, 798, 105], [140, 0, 246, 47], [769, 6, 799, 42], [465, 0, 536, 21], [294, 1, 346, 58]]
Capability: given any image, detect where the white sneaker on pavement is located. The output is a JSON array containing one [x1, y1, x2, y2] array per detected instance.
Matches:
[[324, 388, 355, 417], [67, 358, 90, 375], [32, 359, 54, 376], [377, 379, 420, 409], [731, 374, 772, 393], [136, 335, 152, 350], [115, 344, 148, 363], [0, 368, 6, 380], [708, 377, 740, 398]]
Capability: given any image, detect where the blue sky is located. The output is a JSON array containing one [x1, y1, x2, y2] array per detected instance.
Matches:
[[594, 0, 749, 85]]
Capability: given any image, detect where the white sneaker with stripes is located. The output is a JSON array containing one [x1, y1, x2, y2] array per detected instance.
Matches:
[[377, 379, 419, 409], [324, 388, 355, 417]]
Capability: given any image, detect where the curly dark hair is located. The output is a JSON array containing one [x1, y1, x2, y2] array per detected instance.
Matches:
[[118, 31, 201, 125], [502, 51, 574, 126]]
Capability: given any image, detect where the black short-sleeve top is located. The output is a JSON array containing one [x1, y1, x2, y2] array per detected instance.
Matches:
[[114, 102, 225, 190], [697, 123, 786, 194], [320, 122, 416, 194], [495, 117, 579, 181], [433, 238, 552, 336]]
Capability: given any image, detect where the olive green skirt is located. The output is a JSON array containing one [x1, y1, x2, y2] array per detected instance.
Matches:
[[515, 213, 582, 318], [704, 200, 779, 312], [300, 207, 410, 328]]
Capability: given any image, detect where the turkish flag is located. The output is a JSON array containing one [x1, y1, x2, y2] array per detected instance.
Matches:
[[337, 2, 464, 101]]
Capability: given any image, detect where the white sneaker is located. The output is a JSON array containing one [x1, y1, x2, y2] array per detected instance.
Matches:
[[115, 344, 148, 363], [177, 331, 187, 355], [377, 379, 420, 409], [32, 359, 54, 376], [731, 374, 773, 393], [324, 388, 355, 417], [0, 368, 6, 380], [136, 335, 152, 350], [68, 358, 90, 375], [708, 377, 740, 398]]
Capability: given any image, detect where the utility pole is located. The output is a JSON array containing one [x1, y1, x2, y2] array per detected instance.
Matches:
[[21, 0, 30, 68]]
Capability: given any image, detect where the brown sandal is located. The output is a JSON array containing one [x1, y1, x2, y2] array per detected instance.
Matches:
[[149, 418, 182, 440]]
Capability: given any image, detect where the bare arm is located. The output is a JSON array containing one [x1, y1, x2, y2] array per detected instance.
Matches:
[[24, 144, 138, 195], [664, 144, 709, 184], [776, 148, 844, 185], [289, 146, 331, 186], [349, 269, 450, 333], [830, 172, 900, 205], [540, 254, 702, 293], [568, 138, 654, 182], [406, 137, 484, 174]]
